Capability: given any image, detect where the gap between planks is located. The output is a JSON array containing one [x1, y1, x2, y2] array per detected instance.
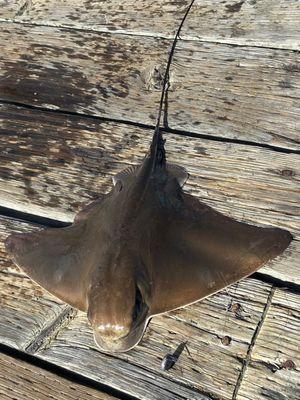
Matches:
[[1, 100, 300, 156], [232, 286, 275, 399], [25, 306, 78, 354]]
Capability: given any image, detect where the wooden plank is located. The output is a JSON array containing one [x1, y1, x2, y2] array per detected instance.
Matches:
[[0, 352, 117, 400], [237, 288, 300, 400], [169, 40, 299, 148], [35, 279, 272, 400], [0, 24, 299, 149], [0, 1, 299, 50], [0, 271, 66, 350]]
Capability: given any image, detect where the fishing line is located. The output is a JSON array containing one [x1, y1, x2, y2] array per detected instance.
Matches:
[[150, 0, 196, 163]]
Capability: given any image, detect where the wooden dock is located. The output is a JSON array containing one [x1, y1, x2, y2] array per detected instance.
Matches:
[[0, 1, 299, 399]]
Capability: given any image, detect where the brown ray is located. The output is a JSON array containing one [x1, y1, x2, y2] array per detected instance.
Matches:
[[4, 0, 292, 353], [5, 154, 292, 352]]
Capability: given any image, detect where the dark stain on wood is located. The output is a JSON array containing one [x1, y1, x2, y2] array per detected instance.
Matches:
[[221, 336, 232, 346], [0, 60, 97, 111], [230, 22, 246, 37], [0, 105, 151, 214], [194, 146, 208, 156], [279, 80, 293, 89], [217, 115, 229, 121], [16, 0, 31, 17], [281, 169, 296, 178], [228, 302, 251, 321], [225, 1, 245, 14], [266, 168, 297, 179], [280, 359, 296, 370], [283, 64, 300, 73]]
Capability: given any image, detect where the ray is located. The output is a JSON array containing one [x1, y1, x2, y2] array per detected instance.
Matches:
[[5, 1, 292, 353]]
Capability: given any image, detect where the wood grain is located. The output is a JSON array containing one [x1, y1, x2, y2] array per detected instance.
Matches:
[[0, 352, 117, 400], [0, 1, 299, 50], [36, 279, 272, 400], [0, 23, 299, 149], [237, 288, 300, 400], [169, 40, 300, 148], [0, 2, 299, 399]]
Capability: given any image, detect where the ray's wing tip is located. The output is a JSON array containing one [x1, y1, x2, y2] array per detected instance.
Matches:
[[4, 232, 36, 258], [271, 227, 293, 255], [5, 233, 19, 256]]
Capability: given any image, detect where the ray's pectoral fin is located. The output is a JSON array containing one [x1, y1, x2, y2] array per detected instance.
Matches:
[[5, 223, 90, 311], [150, 194, 292, 315]]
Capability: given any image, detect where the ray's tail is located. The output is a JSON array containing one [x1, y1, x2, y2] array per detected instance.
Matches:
[[150, 0, 196, 168]]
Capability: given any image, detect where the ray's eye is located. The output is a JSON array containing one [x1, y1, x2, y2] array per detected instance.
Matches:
[[133, 284, 143, 321]]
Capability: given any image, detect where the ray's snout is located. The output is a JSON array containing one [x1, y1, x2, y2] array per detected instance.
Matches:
[[93, 318, 147, 353], [95, 323, 130, 341]]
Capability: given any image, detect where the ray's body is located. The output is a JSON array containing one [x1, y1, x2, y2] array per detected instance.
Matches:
[[5, 128, 292, 351], [5, 1, 292, 352]]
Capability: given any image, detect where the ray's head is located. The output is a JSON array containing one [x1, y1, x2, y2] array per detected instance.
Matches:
[[87, 254, 150, 352]]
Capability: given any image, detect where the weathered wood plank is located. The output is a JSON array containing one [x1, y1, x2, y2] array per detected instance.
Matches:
[[0, 271, 66, 350], [0, 352, 117, 400], [169, 40, 299, 147], [0, 105, 299, 284], [237, 288, 300, 400], [0, 1, 299, 50], [36, 279, 272, 400], [0, 23, 299, 149]]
